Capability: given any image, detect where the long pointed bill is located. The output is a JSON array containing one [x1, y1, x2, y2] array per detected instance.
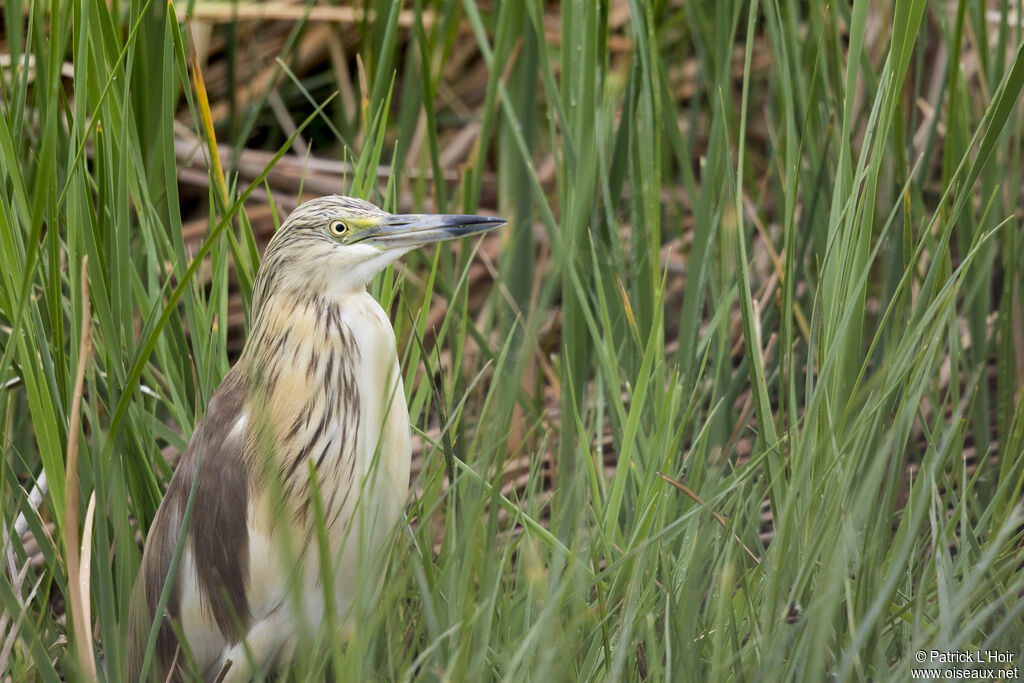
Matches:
[[356, 213, 506, 250]]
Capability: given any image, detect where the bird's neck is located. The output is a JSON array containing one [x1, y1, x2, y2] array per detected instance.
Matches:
[[240, 286, 368, 371], [234, 286, 371, 519]]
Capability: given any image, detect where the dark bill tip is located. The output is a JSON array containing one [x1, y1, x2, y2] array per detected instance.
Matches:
[[361, 213, 507, 249], [436, 214, 507, 238]]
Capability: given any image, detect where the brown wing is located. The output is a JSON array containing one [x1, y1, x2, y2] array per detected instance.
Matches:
[[126, 369, 253, 681]]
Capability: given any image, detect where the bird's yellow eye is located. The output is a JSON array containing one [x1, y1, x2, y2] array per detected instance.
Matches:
[[328, 219, 349, 237]]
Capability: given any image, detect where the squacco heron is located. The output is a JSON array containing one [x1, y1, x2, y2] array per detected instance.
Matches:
[[126, 196, 505, 681]]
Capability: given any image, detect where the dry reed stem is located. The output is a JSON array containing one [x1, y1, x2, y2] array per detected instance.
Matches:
[[656, 471, 761, 565], [62, 255, 95, 679]]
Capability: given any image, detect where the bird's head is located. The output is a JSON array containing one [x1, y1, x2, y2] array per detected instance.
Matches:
[[253, 195, 506, 307]]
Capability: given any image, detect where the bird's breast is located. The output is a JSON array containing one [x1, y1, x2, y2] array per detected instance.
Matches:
[[248, 290, 410, 540]]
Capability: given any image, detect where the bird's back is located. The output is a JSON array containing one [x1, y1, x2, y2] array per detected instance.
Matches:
[[126, 370, 254, 681]]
